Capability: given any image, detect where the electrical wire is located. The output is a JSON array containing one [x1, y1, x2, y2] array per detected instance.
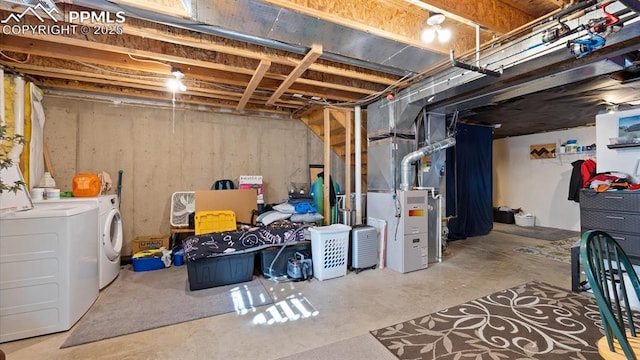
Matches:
[[0, 51, 30, 64], [266, 224, 313, 284], [74, 60, 167, 80], [127, 53, 172, 69]]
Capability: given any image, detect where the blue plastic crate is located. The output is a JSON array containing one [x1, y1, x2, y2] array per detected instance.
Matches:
[[132, 250, 165, 272]]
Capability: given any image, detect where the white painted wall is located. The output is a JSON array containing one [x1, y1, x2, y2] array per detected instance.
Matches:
[[596, 108, 640, 182], [493, 126, 596, 231]]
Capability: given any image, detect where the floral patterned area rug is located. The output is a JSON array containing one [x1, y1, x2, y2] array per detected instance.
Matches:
[[371, 281, 606, 360], [513, 237, 579, 264]]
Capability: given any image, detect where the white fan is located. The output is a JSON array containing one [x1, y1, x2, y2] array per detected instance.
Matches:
[[170, 191, 195, 227]]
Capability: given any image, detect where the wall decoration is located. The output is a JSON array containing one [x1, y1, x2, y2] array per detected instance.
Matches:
[[530, 143, 556, 159], [619, 114, 640, 138]]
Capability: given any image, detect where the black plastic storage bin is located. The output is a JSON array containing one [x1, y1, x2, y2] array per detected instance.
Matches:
[[493, 207, 516, 224], [187, 251, 255, 291], [259, 241, 311, 278]]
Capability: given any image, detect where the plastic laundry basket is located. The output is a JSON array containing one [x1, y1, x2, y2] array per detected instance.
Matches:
[[309, 224, 351, 281], [515, 213, 535, 227]]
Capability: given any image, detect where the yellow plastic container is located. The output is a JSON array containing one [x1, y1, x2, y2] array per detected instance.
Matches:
[[195, 210, 236, 235]]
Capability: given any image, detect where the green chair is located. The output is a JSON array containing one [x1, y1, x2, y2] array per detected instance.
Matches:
[[581, 229, 640, 359]]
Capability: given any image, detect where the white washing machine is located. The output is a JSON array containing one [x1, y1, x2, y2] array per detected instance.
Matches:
[[34, 195, 123, 289], [0, 202, 99, 342], [97, 195, 123, 289]]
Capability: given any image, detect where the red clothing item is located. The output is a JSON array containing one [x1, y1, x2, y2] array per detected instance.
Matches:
[[580, 159, 597, 188]]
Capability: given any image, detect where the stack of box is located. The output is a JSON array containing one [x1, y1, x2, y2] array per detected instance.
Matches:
[[239, 175, 264, 210]]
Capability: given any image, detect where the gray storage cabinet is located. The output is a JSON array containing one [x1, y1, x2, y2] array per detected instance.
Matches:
[[580, 189, 640, 259], [574, 189, 640, 291]]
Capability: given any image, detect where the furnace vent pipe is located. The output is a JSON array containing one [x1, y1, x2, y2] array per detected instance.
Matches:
[[399, 137, 456, 191]]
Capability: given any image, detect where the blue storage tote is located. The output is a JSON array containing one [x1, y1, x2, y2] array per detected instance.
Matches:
[[132, 250, 165, 272]]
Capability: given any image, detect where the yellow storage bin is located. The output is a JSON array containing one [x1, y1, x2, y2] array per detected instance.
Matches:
[[195, 210, 236, 235]]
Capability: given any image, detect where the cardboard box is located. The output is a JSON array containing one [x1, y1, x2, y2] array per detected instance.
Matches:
[[195, 189, 256, 225], [132, 234, 170, 253], [238, 175, 264, 202]]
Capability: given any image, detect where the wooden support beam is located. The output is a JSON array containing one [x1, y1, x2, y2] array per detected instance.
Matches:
[[397, 0, 533, 34], [1, 35, 375, 103], [260, 0, 451, 53], [237, 59, 271, 111], [119, 15, 399, 86], [267, 44, 323, 106], [259, 0, 537, 53]]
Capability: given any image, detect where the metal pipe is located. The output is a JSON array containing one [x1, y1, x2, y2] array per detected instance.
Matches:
[[399, 137, 456, 191], [553, 0, 598, 21], [354, 105, 363, 225], [475, 23, 480, 66], [72, 0, 413, 77], [190, 24, 412, 76], [450, 50, 502, 77]]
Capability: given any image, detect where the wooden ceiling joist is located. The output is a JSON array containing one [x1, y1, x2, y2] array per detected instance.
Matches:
[[119, 15, 399, 86], [266, 44, 323, 106], [237, 59, 271, 111], [259, 0, 538, 54]]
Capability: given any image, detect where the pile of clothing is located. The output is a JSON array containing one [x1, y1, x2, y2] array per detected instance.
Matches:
[[256, 192, 324, 225], [588, 173, 640, 192], [568, 158, 639, 202]]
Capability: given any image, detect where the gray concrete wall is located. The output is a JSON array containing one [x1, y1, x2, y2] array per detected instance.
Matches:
[[42, 96, 345, 255]]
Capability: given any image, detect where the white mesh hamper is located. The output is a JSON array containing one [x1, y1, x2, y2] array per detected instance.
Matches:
[[309, 224, 351, 281]]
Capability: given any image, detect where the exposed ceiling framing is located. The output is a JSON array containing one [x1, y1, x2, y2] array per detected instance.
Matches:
[[0, 0, 564, 114], [1, 0, 638, 141]]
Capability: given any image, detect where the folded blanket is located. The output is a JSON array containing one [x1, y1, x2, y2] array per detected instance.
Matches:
[[294, 202, 317, 214], [183, 221, 306, 261]]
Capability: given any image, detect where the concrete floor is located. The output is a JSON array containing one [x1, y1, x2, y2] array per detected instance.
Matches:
[[1, 230, 575, 360]]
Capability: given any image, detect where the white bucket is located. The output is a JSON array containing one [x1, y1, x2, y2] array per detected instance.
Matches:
[[45, 188, 60, 200], [30, 188, 44, 201], [515, 213, 535, 227]]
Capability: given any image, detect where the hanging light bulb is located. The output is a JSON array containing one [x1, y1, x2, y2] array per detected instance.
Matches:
[[421, 12, 451, 43], [167, 67, 187, 92], [421, 27, 436, 43], [437, 27, 452, 42]]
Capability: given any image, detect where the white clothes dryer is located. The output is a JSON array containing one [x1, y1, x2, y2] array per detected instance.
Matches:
[[34, 195, 123, 289]]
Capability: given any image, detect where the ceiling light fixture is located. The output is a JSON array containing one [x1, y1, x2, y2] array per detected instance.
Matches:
[[422, 12, 451, 43], [167, 67, 187, 92], [427, 12, 445, 26]]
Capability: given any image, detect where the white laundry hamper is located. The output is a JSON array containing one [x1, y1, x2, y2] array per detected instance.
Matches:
[[514, 213, 535, 227], [309, 224, 351, 281]]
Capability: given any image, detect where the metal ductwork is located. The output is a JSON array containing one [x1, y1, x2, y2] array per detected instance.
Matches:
[[70, 0, 430, 77], [399, 137, 456, 191]]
